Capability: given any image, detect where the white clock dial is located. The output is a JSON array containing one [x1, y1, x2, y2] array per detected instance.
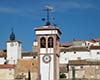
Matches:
[[43, 55, 51, 63], [10, 43, 14, 47]]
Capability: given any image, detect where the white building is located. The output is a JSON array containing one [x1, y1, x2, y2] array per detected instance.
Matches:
[[0, 64, 15, 80], [59, 39, 100, 79], [6, 30, 22, 64], [0, 50, 6, 64], [60, 40, 100, 64]]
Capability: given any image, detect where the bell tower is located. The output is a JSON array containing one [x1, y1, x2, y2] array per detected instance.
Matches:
[[35, 6, 62, 80], [7, 28, 22, 64]]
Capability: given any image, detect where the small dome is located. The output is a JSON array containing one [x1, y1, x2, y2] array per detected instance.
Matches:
[[10, 31, 15, 40]]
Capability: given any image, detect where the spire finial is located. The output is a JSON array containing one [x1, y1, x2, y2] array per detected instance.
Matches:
[[11, 28, 14, 33], [42, 5, 53, 26], [10, 28, 15, 40]]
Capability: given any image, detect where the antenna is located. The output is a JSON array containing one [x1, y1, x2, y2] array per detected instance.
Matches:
[[42, 5, 53, 26]]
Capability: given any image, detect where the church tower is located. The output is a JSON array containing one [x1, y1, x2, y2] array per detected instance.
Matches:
[[7, 29, 22, 64], [35, 6, 62, 80]]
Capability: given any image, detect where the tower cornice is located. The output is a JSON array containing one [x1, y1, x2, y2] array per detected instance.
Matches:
[[6, 40, 22, 44], [35, 26, 62, 35]]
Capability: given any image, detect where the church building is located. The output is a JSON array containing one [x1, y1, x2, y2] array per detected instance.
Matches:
[[0, 7, 100, 80]]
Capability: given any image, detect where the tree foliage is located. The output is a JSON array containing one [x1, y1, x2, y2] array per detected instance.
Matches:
[[60, 73, 66, 78]]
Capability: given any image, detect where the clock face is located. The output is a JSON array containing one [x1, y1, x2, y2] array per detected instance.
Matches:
[[43, 55, 51, 63], [10, 43, 14, 47]]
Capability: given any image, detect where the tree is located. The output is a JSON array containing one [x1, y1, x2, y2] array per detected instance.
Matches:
[[60, 73, 66, 78]]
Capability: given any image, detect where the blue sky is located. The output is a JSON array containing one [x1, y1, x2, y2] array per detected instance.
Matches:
[[0, 0, 100, 51]]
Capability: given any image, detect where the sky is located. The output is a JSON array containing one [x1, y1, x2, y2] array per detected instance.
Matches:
[[0, 0, 100, 51]]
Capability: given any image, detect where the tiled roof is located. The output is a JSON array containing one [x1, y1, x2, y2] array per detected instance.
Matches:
[[68, 60, 87, 65], [90, 46, 100, 49], [35, 26, 62, 34], [60, 42, 72, 47], [35, 26, 58, 30], [0, 51, 6, 57], [7, 40, 21, 43], [0, 64, 15, 69], [60, 47, 89, 52], [0, 51, 37, 57], [22, 52, 37, 57], [68, 60, 100, 65], [90, 39, 100, 42]]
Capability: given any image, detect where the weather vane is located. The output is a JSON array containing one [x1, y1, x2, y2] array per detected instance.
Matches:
[[42, 5, 54, 26]]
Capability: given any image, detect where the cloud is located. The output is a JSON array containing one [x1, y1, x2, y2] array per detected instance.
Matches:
[[0, 0, 97, 16], [64, 2, 96, 9], [0, 6, 35, 17], [0, 7, 17, 13], [52, 1, 97, 12]]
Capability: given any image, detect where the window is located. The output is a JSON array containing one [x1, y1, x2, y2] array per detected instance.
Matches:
[[64, 58, 67, 61], [97, 52, 100, 54], [40, 37, 46, 48], [48, 37, 53, 48], [33, 56, 36, 59], [80, 66, 83, 69], [74, 52, 76, 54], [77, 57, 81, 60]]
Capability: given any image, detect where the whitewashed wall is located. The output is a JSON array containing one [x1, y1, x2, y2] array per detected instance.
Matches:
[[40, 55, 54, 80], [7, 42, 22, 64], [60, 51, 91, 64], [0, 68, 15, 80]]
